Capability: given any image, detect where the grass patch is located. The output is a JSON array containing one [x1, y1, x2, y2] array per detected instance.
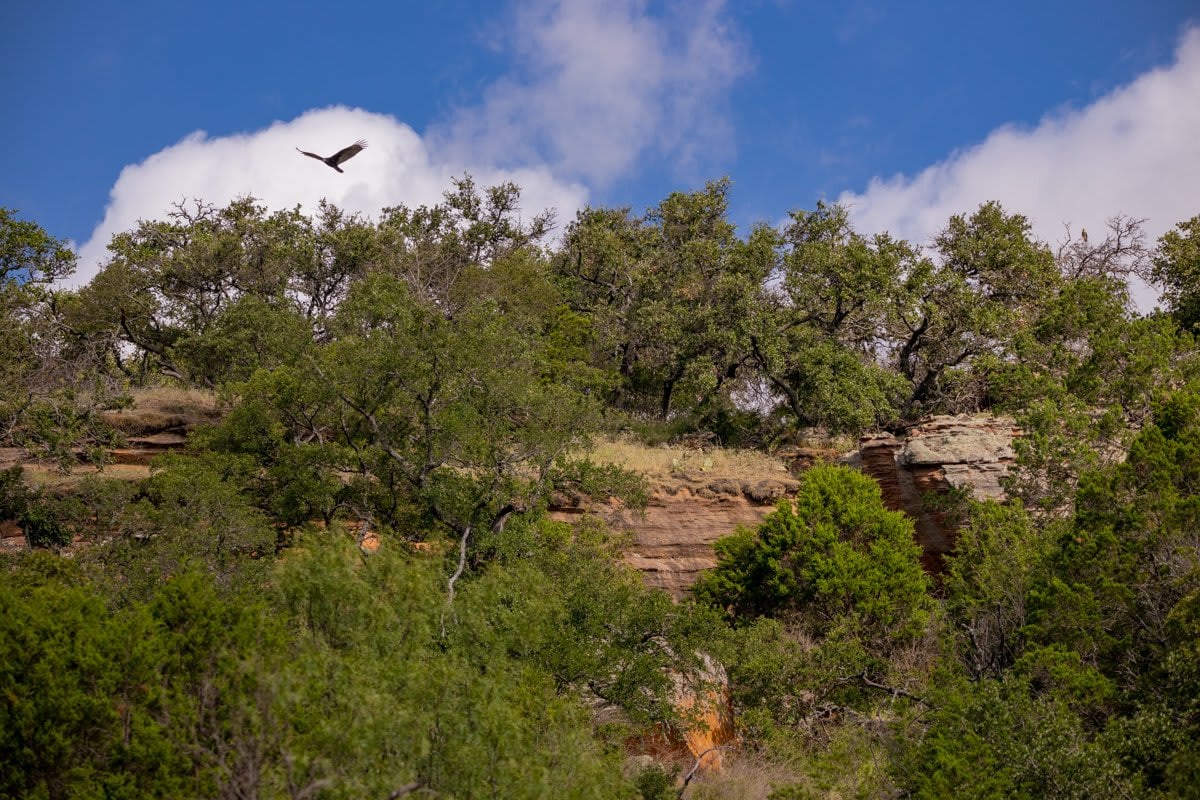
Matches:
[[588, 437, 791, 485], [20, 462, 153, 489], [101, 386, 222, 435], [683, 752, 803, 800]]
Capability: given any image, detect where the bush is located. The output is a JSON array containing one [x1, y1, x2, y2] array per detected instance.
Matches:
[[694, 465, 931, 650], [19, 503, 71, 549]]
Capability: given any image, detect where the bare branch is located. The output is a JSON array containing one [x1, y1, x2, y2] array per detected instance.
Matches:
[[677, 745, 732, 798], [440, 524, 471, 638], [1055, 215, 1150, 282], [849, 670, 928, 706]]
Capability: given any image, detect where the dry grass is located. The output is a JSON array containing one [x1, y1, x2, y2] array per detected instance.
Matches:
[[683, 752, 804, 800], [101, 386, 222, 435], [21, 462, 152, 489], [588, 437, 791, 485]]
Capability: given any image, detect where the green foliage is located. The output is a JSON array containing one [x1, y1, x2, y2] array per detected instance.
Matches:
[[271, 531, 647, 799], [556, 179, 778, 423], [1024, 391, 1200, 689], [917, 389, 1200, 798], [1151, 213, 1200, 332], [195, 367, 354, 525], [0, 562, 286, 800], [455, 517, 722, 727], [893, 202, 1057, 418], [0, 206, 77, 287], [13, 395, 124, 469], [998, 273, 1199, 513], [1, 468, 76, 550], [0, 465, 29, 520], [633, 763, 677, 799], [546, 458, 650, 512], [754, 200, 1064, 429], [378, 175, 556, 312], [79, 197, 303, 384], [695, 465, 931, 650], [1103, 587, 1200, 795], [17, 503, 71, 550], [0, 210, 124, 460], [697, 467, 935, 789], [754, 201, 910, 432], [3, 526, 664, 799], [27, 476, 137, 550], [317, 271, 605, 538], [943, 500, 1052, 678], [760, 723, 898, 800], [749, 327, 905, 435], [170, 294, 313, 386], [81, 454, 274, 603], [899, 675, 1133, 800]]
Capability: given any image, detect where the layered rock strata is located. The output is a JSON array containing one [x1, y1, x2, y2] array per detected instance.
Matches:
[[849, 415, 1018, 571], [555, 417, 1018, 593], [551, 476, 801, 599]]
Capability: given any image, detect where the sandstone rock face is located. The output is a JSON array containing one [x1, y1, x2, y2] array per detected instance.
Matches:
[[853, 415, 1019, 571], [108, 432, 189, 465], [1, 518, 24, 553], [551, 478, 800, 599], [634, 654, 734, 773], [553, 417, 1017, 595], [901, 417, 1015, 497]]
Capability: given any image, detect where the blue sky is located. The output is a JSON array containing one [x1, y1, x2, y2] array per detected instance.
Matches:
[[3, 1, 1198, 290]]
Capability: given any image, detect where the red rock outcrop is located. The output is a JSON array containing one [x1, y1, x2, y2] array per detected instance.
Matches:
[[849, 415, 1019, 571], [560, 417, 1018, 595], [551, 477, 800, 599]]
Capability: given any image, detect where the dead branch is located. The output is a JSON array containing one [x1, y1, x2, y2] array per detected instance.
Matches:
[[852, 670, 928, 706], [677, 745, 733, 798], [440, 524, 471, 638]]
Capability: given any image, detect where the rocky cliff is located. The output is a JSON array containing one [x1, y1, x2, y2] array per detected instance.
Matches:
[[551, 476, 802, 598], [556, 417, 1018, 594], [846, 414, 1018, 571], [5, 413, 1018, 589]]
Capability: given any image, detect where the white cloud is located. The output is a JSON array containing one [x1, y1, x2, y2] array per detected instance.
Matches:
[[838, 26, 1200, 308], [430, 0, 749, 184], [68, 0, 749, 289]]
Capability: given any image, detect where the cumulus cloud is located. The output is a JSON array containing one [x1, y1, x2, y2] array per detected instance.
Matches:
[[432, 0, 749, 184], [67, 0, 748, 289], [838, 25, 1200, 305]]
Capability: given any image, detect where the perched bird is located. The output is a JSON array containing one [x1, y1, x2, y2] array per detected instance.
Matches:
[[296, 139, 367, 173], [1080, 228, 1088, 243]]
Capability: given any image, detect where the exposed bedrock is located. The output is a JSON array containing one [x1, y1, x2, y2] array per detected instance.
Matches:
[[849, 415, 1018, 572], [553, 417, 1018, 595]]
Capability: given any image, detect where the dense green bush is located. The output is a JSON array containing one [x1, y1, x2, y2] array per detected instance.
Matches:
[[695, 464, 931, 650]]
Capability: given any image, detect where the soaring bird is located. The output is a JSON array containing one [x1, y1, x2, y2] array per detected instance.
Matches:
[[296, 139, 367, 173]]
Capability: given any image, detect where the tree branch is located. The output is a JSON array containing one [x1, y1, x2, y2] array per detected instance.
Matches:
[[677, 745, 732, 798], [852, 670, 928, 706], [440, 524, 471, 638]]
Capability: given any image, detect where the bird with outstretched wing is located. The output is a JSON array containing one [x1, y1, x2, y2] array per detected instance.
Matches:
[[296, 139, 367, 173]]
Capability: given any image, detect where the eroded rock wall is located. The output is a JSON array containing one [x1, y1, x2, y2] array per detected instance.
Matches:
[[551, 477, 800, 599], [851, 415, 1019, 571], [561, 417, 1018, 594]]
